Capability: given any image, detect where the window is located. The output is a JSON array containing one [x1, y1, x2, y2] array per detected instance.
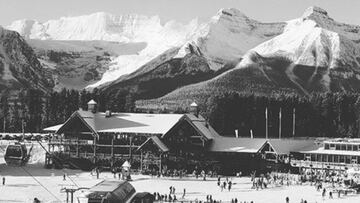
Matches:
[[316, 154, 321, 162], [311, 154, 316, 161], [339, 156, 345, 163], [324, 144, 330, 150], [336, 145, 341, 150], [345, 156, 351, 164], [334, 155, 339, 163], [347, 145, 352, 151], [330, 144, 335, 149], [353, 145, 358, 151], [341, 145, 346, 151], [322, 154, 328, 162], [328, 155, 333, 162]]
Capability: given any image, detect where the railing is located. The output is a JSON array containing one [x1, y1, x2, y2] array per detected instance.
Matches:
[[49, 139, 140, 148], [290, 160, 360, 170], [67, 152, 140, 159]]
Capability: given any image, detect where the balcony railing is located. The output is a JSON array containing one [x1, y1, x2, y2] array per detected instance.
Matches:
[[290, 160, 360, 170], [49, 138, 140, 148]]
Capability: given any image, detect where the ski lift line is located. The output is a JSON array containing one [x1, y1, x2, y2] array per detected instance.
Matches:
[[19, 166, 61, 202]]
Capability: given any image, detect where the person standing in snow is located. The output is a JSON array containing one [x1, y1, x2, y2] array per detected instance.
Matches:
[[2, 177, 5, 185]]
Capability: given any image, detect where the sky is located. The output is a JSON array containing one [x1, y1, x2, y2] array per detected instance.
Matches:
[[0, 0, 359, 26]]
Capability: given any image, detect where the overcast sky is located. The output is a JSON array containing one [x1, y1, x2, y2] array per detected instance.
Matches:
[[0, 0, 359, 26]]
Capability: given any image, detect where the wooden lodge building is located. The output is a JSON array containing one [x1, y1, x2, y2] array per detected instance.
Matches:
[[44, 100, 327, 175]]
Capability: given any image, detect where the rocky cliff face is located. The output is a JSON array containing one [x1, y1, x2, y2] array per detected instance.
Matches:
[[0, 27, 53, 92]]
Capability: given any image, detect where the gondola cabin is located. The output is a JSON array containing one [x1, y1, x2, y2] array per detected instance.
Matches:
[[4, 142, 30, 166]]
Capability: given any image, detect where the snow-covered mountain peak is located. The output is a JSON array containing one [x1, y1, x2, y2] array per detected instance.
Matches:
[[302, 6, 329, 19], [215, 8, 250, 21]]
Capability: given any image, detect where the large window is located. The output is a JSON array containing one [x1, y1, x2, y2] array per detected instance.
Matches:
[[336, 145, 341, 150], [334, 155, 339, 163], [341, 145, 346, 151], [328, 155, 333, 162], [311, 154, 316, 161], [353, 145, 358, 151], [347, 145, 352, 151], [339, 155, 345, 163], [322, 154, 328, 162], [345, 156, 351, 164]]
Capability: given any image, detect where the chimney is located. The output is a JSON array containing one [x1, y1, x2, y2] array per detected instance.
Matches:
[[190, 102, 199, 117], [87, 99, 97, 113]]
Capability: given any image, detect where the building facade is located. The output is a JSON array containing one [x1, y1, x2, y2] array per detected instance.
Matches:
[[291, 139, 360, 171], [45, 100, 322, 175]]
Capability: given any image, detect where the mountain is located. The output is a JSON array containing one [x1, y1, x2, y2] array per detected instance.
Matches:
[[0, 27, 53, 93], [136, 7, 360, 109], [6, 12, 201, 88], [7, 9, 287, 90], [27, 39, 146, 90], [175, 8, 286, 70], [97, 8, 287, 98]]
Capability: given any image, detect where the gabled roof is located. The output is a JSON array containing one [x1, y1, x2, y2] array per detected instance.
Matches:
[[267, 139, 317, 155], [138, 136, 169, 152], [209, 137, 317, 154], [209, 137, 266, 153], [162, 114, 219, 140], [43, 124, 63, 132], [54, 110, 184, 135]]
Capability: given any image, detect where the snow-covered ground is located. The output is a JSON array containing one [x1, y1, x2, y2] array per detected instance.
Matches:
[[0, 163, 359, 202], [0, 140, 359, 202]]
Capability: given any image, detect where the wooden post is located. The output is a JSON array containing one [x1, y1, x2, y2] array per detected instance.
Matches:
[[159, 153, 162, 174], [111, 135, 114, 167], [93, 136, 96, 164], [76, 137, 79, 157], [140, 151, 143, 172], [129, 135, 133, 162]]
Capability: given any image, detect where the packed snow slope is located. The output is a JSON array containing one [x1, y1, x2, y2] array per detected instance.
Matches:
[[0, 27, 53, 93], [137, 7, 360, 109]]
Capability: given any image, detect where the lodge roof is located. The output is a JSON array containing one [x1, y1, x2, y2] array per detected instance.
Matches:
[[51, 110, 219, 140], [268, 139, 318, 155], [209, 137, 266, 153], [138, 136, 169, 152], [43, 124, 63, 132], [208, 137, 317, 154]]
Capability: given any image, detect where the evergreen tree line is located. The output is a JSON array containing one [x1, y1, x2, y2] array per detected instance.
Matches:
[[0, 88, 135, 133], [1, 87, 360, 139], [204, 92, 360, 138]]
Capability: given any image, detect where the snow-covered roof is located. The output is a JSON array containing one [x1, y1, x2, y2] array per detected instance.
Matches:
[[209, 137, 266, 153], [43, 124, 63, 132], [138, 136, 169, 152], [87, 99, 97, 105], [55, 110, 184, 135]]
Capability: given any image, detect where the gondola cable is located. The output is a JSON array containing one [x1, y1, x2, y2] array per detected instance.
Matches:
[[19, 166, 62, 202]]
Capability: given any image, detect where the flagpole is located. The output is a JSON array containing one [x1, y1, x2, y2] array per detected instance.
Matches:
[[265, 107, 268, 139], [292, 108, 296, 138], [279, 107, 282, 139]]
